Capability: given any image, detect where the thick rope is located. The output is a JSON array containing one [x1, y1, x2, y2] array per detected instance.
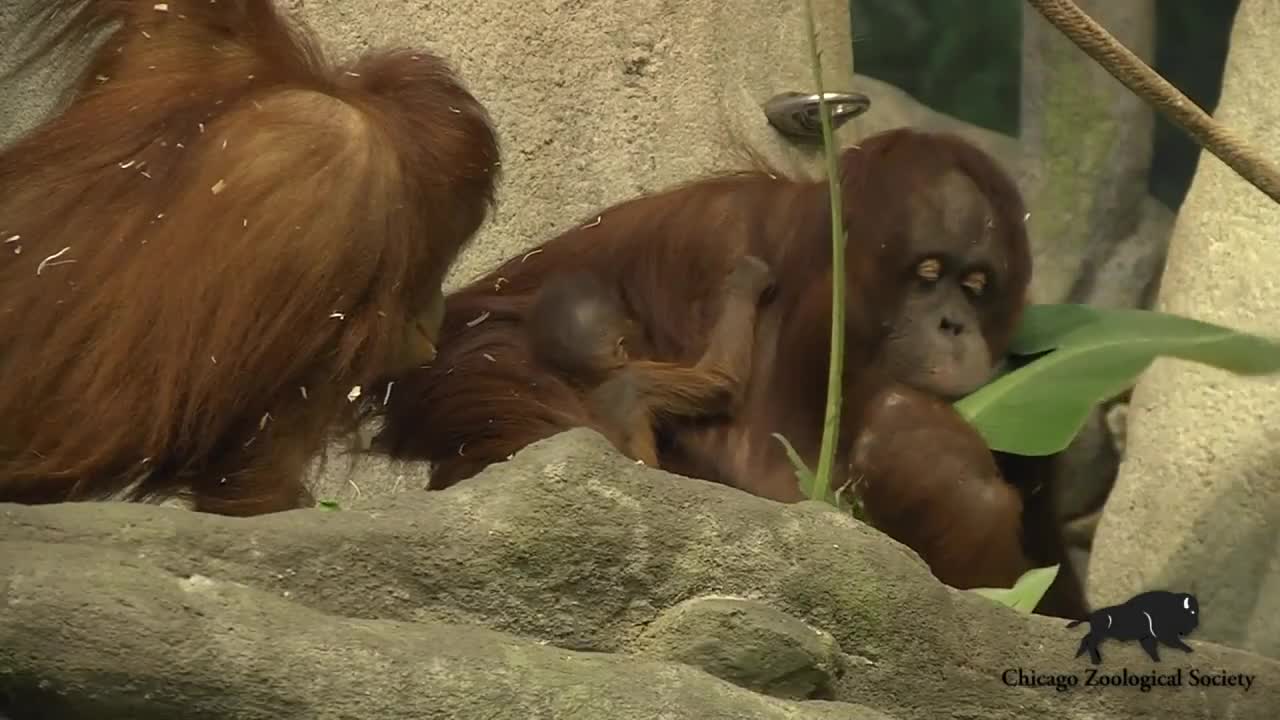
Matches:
[[1026, 0, 1280, 206]]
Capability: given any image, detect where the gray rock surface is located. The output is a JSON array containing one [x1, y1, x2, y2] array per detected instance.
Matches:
[[840, 73, 1021, 171], [1018, 0, 1159, 307], [3, 430, 1276, 719], [1089, 0, 1280, 659], [635, 596, 843, 700], [0, 547, 886, 720]]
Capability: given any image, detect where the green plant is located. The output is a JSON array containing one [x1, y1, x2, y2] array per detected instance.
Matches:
[[797, 0, 851, 509], [777, 0, 870, 520], [970, 564, 1061, 612], [957, 303, 1280, 456]]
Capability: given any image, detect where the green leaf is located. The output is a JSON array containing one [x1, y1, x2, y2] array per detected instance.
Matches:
[[955, 304, 1280, 456], [970, 564, 1060, 613], [317, 499, 340, 511], [772, 432, 818, 500], [1007, 303, 1100, 355]]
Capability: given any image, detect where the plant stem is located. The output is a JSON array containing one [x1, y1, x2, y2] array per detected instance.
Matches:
[[802, 0, 848, 503]]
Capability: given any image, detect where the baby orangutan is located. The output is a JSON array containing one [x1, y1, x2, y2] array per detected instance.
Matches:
[[525, 256, 776, 466]]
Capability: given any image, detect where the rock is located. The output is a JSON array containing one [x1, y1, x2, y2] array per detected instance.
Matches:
[[635, 597, 843, 700], [303, 437, 430, 510], [1019, 0, 1158, 307], [3, 429, 1277, 719], [1105, 402, 1131, 457], [1084, 195, 1177, 310], [0, 548, 888, 720], [1089, 0, 1280, 659], [840, 74, 1021, 174]]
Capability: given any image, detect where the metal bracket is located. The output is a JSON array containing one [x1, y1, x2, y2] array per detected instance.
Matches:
[[764, 91, 870, 140]]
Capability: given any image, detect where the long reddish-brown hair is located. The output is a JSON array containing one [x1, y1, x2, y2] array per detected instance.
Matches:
[[0, 0, 499, 513]]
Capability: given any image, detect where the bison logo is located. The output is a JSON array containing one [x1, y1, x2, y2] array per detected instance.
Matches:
[[1067, 590, 1199, 664]]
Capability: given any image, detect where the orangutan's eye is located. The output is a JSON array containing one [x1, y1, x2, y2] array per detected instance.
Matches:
[[962, 271, 987, 296], [916, 257, 942, 282]]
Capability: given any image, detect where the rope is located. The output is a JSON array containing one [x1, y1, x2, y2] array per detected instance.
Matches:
[[1025, 0, 1280, 206]]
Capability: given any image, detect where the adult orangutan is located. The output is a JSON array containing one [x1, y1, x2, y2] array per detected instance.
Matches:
[[0, 0, 499, 515], [376, 128, 1085, 617]]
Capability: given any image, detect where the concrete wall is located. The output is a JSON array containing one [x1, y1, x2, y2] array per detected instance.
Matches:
[[1089, 0, 1280, 658]]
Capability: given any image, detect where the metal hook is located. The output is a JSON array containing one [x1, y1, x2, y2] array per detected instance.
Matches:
[[764, 91, 871, 140]]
